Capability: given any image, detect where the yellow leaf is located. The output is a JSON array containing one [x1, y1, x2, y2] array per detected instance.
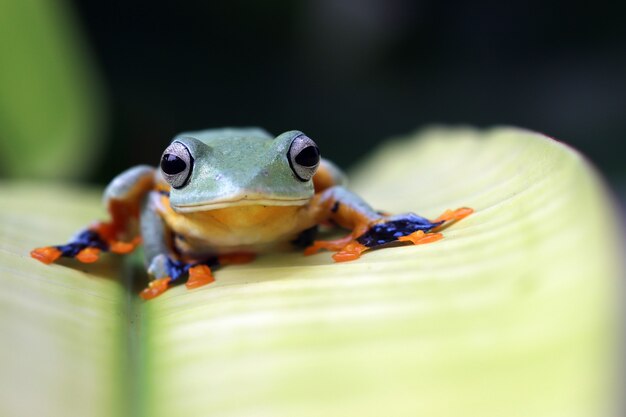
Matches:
[[0, 127, 622, 417]]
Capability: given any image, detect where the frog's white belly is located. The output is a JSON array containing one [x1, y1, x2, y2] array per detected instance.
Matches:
[[160, 202, 316, 256]]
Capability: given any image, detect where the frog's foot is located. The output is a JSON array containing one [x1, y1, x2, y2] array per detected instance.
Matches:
[[304, 233, 368, 262], [31, 225, 142, 265], [307, 210, 473, 262], [184, 254, 255, 289], [397, 230, 443, 245], [139, 277, 172, 300], [330, 213, 443, 261], [140, 256, 219, 300], [332, 241, 370, 262], [108, 237, 142, 254], [360, 208, 472, 250], [355, 213, 444, 249], [30, 246, 63, 264], [364, 207, 472, 250], [31, 229, 110, 264], [185, 265, 215, 289]]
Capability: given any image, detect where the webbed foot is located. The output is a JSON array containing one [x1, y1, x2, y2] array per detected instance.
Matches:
[[185, 265, 215, 289], [305, 208, 473, 262], [31, 229, 109, 264], [397, 230, 443, 245], [140, 255, 219, 300], [139, 277, 172, 300], [31, 225, 142, 265], [30, 246, 63, 264]]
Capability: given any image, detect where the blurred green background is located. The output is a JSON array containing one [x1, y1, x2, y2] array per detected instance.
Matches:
[[1, 0, 625, 194]]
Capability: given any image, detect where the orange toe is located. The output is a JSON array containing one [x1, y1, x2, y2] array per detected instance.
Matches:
[[398, 230, 425, 245], [109, 241, 134, 254], [433, 209, 455, 223], [453, 207, 474, 221], [109, 236, 141, 254], [186, 265, 215, 289], [399, 231, 443, 245], [332, 251, 362, 262], [140, 277, 172, 300], [434, 207, 474, 223], [415, 232, 443, 245], [332, 242, 368, 262], [76, 247, 101, 263], [31, 247, 62, 265]]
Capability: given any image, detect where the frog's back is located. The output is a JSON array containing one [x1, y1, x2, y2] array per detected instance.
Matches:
[[178, 127, 273, 146]]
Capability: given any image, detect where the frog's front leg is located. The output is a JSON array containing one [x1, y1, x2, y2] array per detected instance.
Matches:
[[303, 187, 381, 260], [138, 191, 222, 300], [304, 186, 473, 262], [31, 165, 155, 265]]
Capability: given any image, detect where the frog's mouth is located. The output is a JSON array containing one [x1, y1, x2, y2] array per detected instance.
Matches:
[[171, 196, 310, 213]]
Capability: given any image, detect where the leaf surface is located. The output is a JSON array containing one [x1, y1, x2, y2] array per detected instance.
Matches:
[[142, 127, 622, 417], [0, 184, 126, 417], [0, 127, 621, 417]]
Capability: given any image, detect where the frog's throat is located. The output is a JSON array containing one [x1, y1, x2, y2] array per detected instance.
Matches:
[[171, 196, 310, 213]]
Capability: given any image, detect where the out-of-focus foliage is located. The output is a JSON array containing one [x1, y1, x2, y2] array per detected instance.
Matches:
[[1, 128, 620, 417], [0, 0, 103, 179]]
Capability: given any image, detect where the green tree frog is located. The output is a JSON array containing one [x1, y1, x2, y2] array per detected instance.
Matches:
[[32, 128, 472, 299]]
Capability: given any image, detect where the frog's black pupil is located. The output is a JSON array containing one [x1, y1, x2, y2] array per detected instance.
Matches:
[[295, 146, 320, 167], [161, 154, 186, 175]]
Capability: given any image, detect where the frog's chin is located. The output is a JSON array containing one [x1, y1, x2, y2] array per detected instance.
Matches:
[[171, 196, 310, 213]]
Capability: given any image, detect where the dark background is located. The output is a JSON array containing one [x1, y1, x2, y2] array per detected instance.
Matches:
[[71, 0, 626, 187]]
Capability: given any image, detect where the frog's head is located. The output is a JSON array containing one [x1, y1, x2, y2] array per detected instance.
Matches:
[[159, 129, 321, 213]]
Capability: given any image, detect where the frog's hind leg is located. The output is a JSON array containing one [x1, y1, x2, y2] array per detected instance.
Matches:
[[390, 207, 473, 249], [354, 208, 473, 253], [303, 184, 473, 263], [332, 209, 473, 261], [31, 166, 156, 265], [31, 229, 110, 264], [31, 230, 111, 265], [303, 186, 383, 262], [339, 213, 444, 260]]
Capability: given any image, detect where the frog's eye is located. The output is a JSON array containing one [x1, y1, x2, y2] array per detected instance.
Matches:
[[160, 142, 193, 189], [288, 134, 320, 181]]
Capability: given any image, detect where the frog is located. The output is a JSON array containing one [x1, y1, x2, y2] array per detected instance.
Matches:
[[31, 128, 472, 300]]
